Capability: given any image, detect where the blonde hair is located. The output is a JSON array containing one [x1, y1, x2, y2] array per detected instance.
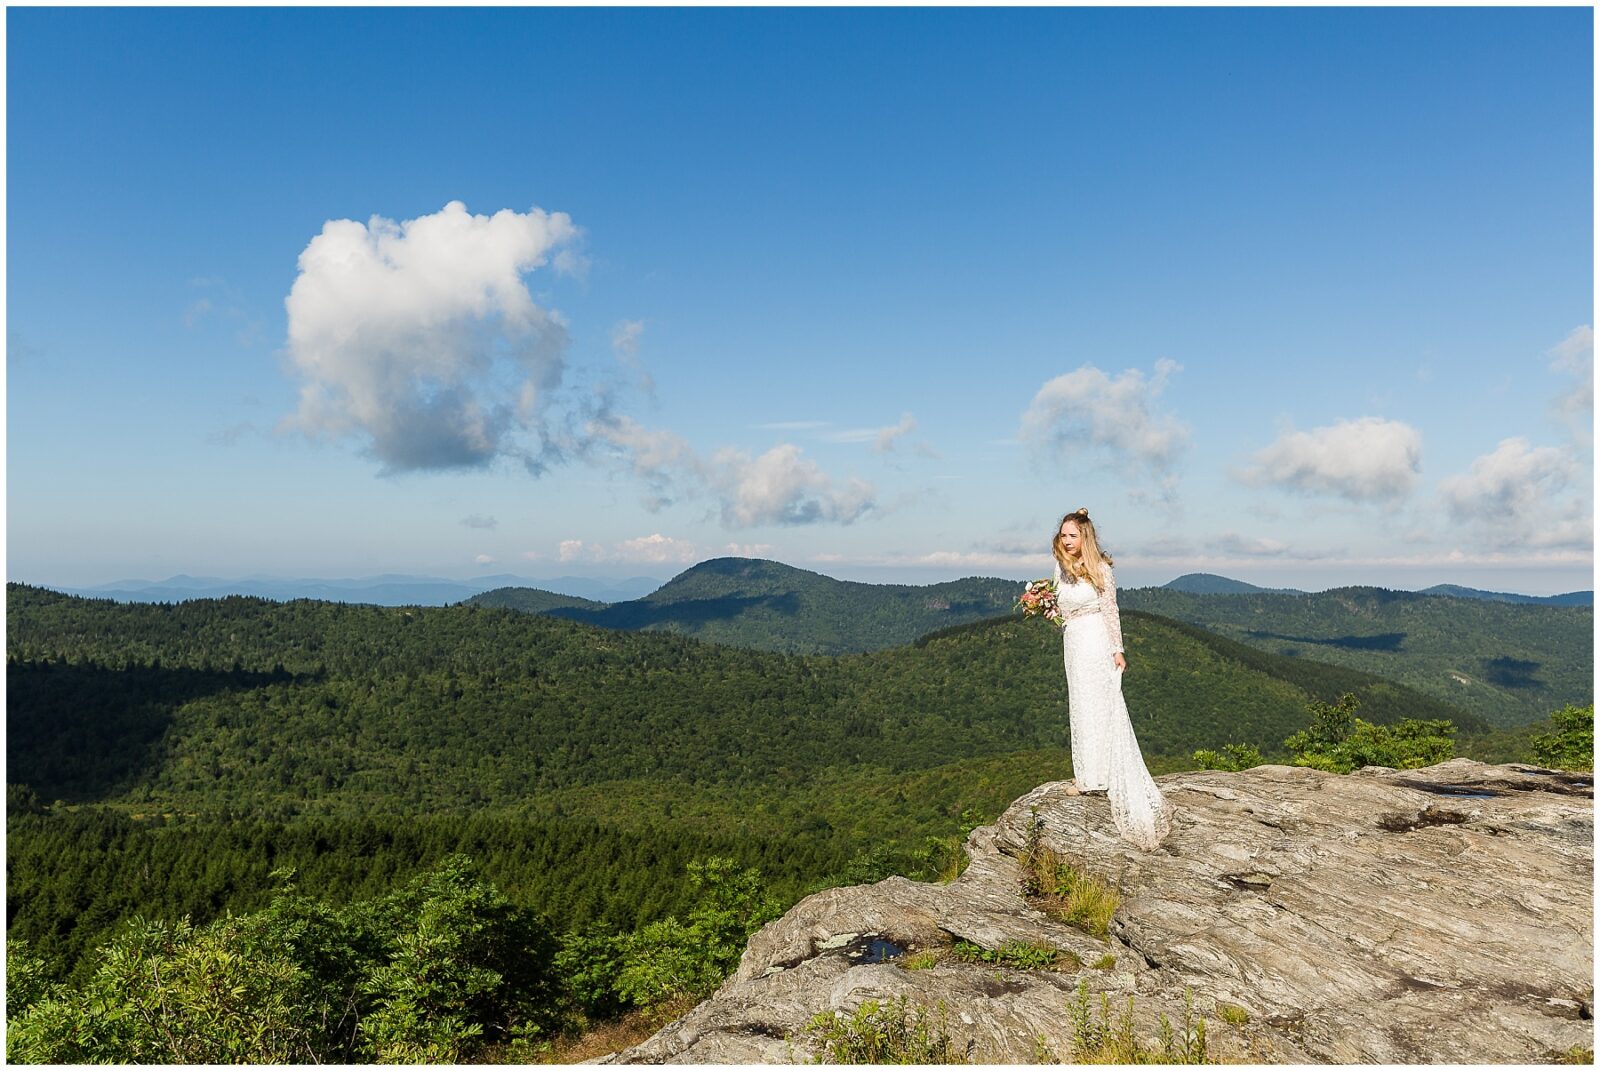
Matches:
[[1052, 507, 1115, 592]]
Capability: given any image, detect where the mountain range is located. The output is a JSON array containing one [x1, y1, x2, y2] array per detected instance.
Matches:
[[461, 558, 1590, 728], [49, 572, 665, 606], [7, 580, 1495, 822], [30, 566, 1590, 609]]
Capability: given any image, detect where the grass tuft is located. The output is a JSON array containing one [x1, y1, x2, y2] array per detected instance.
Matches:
[[1020, 813, 1120, 938], [799, 993, 969, 1064]]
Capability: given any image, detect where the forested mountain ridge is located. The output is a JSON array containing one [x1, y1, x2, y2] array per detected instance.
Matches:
[[1416, 583, 1592, 606], [459, 558, 1590, 729], [4, 580, 1568, 1015], [9, 581, 1491, 823], [1160, 572, 1305, 595], [1119, 585, 1592, 728], [465, 557, 1021, 654]]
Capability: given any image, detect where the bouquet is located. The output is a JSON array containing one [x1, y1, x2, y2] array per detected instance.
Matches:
[[1014, 578, 1063, 626]]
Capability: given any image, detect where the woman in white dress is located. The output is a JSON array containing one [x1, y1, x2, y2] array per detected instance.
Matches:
[[1053, 507, 1175, 850]]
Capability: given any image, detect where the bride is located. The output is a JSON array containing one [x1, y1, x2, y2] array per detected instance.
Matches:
[[1053, 507, 1175, 850]]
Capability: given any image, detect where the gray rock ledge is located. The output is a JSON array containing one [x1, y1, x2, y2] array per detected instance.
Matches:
[[590, 759, 1593, 1064]]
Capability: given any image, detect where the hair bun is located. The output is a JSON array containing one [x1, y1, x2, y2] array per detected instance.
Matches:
[[1073, 507, 1090, 519]]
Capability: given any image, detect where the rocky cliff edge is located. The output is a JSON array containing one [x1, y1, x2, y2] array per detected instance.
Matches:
[[592, 759, 1593, 1064]]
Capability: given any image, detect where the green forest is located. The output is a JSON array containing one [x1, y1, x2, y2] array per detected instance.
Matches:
[[1121, 585, 1592, 727], [468, 556, 1023, 654], [465, 557, 1590, 730], [6, 580, 1591, 1062]]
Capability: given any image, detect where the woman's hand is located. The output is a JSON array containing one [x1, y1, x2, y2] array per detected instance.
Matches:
[[1113, 653, 1127, 673]]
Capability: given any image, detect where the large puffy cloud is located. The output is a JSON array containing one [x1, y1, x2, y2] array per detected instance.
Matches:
[[1241, 417, 1422, 502], [277, 200, 877, 529], [280, 200, 580, 473], [1020, 359, 1188, 476]]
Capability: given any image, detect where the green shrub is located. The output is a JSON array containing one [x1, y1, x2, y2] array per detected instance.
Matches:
[[1285, 693, 1455, 773], [1530, 704, 1594, 772], [5, 855, 562, 1065], [1191, 743, 1263, 772], [948, 938, 1078, 971], [801, 993, 967, 1063], [616, 856, 780, 1009]]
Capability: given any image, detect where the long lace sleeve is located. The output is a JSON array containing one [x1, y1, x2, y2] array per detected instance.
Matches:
[[1098, 566, 1124, 654]]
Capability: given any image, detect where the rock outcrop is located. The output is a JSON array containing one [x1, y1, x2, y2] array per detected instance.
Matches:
[[591, 759, 1593, 1064]]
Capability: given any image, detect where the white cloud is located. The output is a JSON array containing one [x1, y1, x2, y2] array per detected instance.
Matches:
[[279, 200, 581, 474], [721, 541, 777, 557], [551, 534, 774, 565], [707, 442, 875, 526], [610, 319, 655, 398], [873, 413, 916, 453], [1020, 359, 1188, 478], [1549, 324, 1593, 442], [1438, 437, 1590, 549], [611, 320, 643, 357], [1241, 417, 1422, 502], [1440, 437, 1575, 518], [614, 533, 702, 563], [1214, 533, 1291, 557], [582, 413, 705, 513], [474, 554, 496, 565], [819, 412, 918, 452], [275, 201, 878, 531], [584, 412, 875, 527]]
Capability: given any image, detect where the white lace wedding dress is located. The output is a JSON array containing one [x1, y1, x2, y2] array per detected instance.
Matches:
[[1054, 560, 1175, 850]]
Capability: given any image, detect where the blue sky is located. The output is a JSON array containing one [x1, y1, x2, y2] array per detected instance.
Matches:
[[7, 6, 1594, 593]]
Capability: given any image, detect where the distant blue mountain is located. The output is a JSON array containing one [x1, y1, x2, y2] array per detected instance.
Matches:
[[1160, 572, 1589, 604], [1418, 584, 1593, 607], [1161, 573, 1306, 595], [52, 573, 666, 607]]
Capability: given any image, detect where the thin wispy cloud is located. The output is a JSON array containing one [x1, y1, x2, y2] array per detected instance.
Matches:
[[557, 533, 776, 564], [610, 319, 655, 399], [1549, 324, 1593, 445], [582, 411, 876, 527], [183, 277, 264, 345]]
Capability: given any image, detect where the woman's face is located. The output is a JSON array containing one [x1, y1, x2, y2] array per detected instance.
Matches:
[[1059, 519, 1082, 557]]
